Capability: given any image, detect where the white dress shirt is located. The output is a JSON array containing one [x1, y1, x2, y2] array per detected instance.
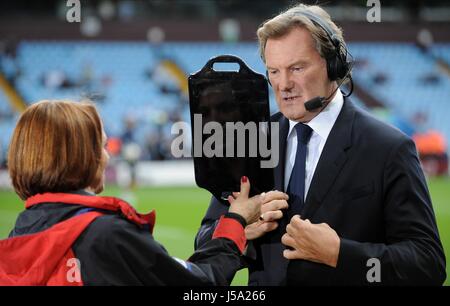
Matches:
[[284, 90, 344, 199]]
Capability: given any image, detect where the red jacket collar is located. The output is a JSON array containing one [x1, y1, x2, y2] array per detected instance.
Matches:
[[26, 193, 156, 234]]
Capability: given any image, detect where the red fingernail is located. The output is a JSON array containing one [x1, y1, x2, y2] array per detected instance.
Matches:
[[241, 176, 248, 183]]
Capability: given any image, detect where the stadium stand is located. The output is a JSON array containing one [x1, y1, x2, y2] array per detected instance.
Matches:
[[0, 41, 449, 169]]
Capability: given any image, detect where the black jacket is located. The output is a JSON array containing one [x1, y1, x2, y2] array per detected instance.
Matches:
[[10, 191, 247, 285], [195, 99, 446, 286]]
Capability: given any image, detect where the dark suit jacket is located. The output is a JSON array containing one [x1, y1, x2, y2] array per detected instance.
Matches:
[[195, 99, 446, 286]]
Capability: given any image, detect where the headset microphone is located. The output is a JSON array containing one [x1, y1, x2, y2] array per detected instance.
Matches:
[[303, 72, 353, 111], [304, 96, 325, 111]]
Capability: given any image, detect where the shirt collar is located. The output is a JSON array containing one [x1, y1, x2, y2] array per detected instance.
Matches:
[[288, 90, 344, 141]]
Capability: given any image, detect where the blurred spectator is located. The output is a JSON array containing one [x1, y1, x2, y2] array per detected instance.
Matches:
[[41, 69, 74, 89], [412, 111, 428, 128], [416, 28, 434, 54], [372, 72, 388, 85], [147, 62, 182, 98], [0, 146, 5, 170], [413, 130, 448, 176], [0, 40, 21, 86], [419, 72, 440, 85], [352, 58, 369, 69], [80, 62, 94, 91], [106, 137, 122, 158], [121, 117, 141, 188], [41, 63, 98, 92], [145, 129, 167, 161], [121, 117, 137, 143]]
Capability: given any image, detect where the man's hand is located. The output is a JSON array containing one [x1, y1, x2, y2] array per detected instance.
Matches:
[[281, 215, 340, 268], [238, 190, 289, 240]]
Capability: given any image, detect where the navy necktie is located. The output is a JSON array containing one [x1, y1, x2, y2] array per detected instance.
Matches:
[[286, 123, 313, 218]]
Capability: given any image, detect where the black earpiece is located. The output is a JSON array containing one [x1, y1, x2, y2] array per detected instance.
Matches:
[[297, 11, 352, 82]]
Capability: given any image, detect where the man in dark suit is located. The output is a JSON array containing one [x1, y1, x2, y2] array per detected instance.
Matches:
[[195, 3, 446, 285]]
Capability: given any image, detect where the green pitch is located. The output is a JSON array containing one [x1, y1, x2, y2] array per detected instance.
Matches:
[[1, 177, 449, 286]]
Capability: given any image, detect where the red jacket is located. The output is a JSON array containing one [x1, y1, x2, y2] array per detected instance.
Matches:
[[0, 192, 246, 285]]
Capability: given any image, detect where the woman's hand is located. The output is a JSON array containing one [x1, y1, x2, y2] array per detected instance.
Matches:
[[227, 176, 265, 225]]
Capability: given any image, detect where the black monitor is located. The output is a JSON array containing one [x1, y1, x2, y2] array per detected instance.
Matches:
[[188, 55, 275, 203]]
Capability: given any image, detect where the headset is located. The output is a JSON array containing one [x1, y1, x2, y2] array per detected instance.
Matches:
[[265, 10, 354, 111]]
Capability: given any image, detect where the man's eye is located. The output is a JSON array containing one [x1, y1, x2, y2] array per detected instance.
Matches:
[[292, 67, 304, 72]]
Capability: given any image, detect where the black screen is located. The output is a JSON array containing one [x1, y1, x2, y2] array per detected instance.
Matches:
[[188, 55, 275, 202]]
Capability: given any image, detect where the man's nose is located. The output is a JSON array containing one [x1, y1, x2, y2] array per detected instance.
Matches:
[[278, 71, 294, 91]]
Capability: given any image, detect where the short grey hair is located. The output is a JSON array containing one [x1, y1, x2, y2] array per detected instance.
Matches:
[[257, 3, 346, 65]]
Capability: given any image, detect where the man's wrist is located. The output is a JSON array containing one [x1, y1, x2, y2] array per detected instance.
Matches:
[[328, 237, 341, 268]]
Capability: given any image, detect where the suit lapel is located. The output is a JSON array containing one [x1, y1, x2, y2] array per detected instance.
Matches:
[[301, 99, 356, 219], [273, 115, 289, 192]]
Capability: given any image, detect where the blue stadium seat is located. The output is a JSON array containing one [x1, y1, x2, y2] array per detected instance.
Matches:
[[1, 41, 449, 160]]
